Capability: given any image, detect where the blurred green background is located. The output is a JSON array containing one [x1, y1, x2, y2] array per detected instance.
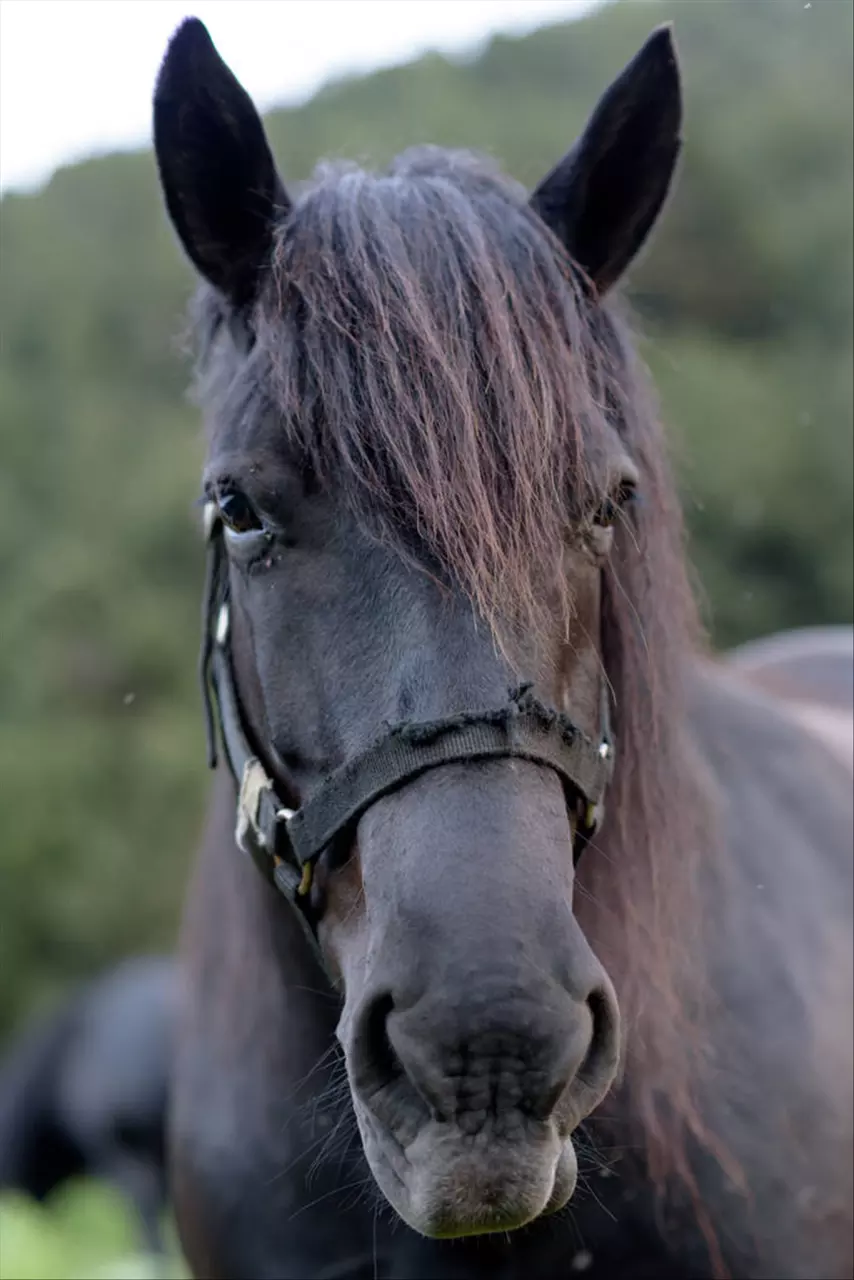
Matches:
[[0, 0, 851, 1270], [0, 1182, 188, 1280]]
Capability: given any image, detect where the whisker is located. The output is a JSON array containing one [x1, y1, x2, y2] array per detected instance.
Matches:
[[287, 1176, 379, 1222]]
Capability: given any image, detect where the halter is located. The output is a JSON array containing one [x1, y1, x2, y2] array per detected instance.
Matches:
[[200, 505, 615, 960]]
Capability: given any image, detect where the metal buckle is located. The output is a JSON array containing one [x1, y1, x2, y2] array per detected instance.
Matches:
[[236, 758, 274, 855], [236, 764, 313, 896], [274, 804, 312, 896]]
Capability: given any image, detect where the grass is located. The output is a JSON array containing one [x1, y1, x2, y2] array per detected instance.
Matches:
[[0, 1180, 188, 1280]]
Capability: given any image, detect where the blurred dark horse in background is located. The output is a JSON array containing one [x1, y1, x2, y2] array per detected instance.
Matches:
[[151, 18, 853, 1280], [0, 956, 176, 1256]]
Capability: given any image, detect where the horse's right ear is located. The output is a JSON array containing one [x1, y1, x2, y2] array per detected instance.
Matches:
[[531, 25, 682, 296], [153, 17, 289, 308]]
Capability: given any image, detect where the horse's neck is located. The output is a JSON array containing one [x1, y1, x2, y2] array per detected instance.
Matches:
[[173, 771, 378, 1277], [177, 768, 341, 1120]]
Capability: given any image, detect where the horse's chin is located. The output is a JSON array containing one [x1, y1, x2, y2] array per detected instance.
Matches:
[[357, 1109, 578, 1239]]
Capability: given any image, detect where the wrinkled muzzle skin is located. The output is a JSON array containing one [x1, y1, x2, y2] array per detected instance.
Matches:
[[320, 758, 620, 1239], [222, 513, 624, 1241]]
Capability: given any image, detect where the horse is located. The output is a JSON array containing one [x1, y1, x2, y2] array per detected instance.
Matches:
[[726, 627, 854, 772], [727, 626, 854, 713], [0, 955, 177, 1256], [151, 18, 854, 1279]]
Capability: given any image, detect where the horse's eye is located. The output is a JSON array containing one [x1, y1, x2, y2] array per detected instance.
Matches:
[[593, 498, 619, 529], [593, 480, 637, 529], [219, 490, 262, 535]]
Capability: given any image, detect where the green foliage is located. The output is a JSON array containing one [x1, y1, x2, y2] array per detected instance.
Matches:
[[0, 1181, 187, 1280], [0, 0, 851, 1035]]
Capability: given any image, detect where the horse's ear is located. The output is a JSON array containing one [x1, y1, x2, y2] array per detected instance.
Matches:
[[153, 17, 289, 308], [531, 25, 682, 296]]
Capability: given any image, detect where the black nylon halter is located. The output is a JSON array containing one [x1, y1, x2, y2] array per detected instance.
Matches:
[[200, 506, 615, 953]]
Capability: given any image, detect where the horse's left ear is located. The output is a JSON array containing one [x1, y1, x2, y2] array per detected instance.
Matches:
[[531, 25, 682, 296], [153, 17, 289, 308]]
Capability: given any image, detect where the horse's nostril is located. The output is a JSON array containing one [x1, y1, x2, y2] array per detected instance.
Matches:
[[352, 992, 442, 1124], [578, 986, 620, 1091], [350, 980, 620, 1133], [358, 993, 403, 1089]]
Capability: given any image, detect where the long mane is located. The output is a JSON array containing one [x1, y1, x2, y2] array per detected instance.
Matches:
[[194, 146, 719, 1241]]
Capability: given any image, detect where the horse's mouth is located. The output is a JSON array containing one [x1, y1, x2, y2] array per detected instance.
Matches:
[[355, 1103, 578, 1239]]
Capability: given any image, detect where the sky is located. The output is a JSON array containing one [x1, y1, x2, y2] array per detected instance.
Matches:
[[0, 0, 599, 195]]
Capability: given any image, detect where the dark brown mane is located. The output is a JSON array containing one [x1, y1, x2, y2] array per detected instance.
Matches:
[[193, 145, 717, 1217], [264, 149, 621, 637]]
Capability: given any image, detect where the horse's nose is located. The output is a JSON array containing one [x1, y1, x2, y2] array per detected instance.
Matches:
[[351, 976, 620, 1132]]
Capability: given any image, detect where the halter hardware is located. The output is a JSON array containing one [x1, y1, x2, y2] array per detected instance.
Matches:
[[200, 504, 615, 961]]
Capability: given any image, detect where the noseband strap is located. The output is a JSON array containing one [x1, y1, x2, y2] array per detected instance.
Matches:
[[200, 508, 615, 948]]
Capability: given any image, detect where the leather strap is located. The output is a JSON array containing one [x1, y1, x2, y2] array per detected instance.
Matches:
[[283, 702, 612, 869], [200, 508, 615, 949]]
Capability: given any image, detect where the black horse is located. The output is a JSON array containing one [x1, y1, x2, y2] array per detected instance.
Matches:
[[152, 19, 853, 1279], [0, 956, 176, 1256]]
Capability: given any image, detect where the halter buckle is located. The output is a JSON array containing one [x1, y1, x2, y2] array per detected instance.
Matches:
[[272, 806, 313, 892], [236, 758, 275, 855]]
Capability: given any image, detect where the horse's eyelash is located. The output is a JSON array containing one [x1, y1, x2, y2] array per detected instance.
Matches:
[[201, 476, 240, 503]]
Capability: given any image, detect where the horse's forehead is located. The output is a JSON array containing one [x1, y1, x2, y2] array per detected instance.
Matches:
[[205, 384, 280, 461]]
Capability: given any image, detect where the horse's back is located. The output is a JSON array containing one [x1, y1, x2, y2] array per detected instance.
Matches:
[[726, 626, 853, 772], [689, 661, 853, 1278], [727, 625, 854, 711]]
